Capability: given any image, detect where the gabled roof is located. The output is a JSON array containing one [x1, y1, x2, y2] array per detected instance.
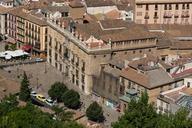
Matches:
[[42, 5, 69, 13], [120, 67, 173, 89], [8, 7, 47, 26]]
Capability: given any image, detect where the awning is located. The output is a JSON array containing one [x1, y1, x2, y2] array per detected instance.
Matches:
[[22, 45, 32, 51]]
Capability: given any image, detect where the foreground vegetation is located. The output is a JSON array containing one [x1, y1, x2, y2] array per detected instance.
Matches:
[[0, 73, 84, 128], [112, 92, 192, 128], [0, 95, 84, 128]]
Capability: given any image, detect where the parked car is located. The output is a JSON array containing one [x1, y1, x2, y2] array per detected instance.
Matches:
[[30, 91, 37, 97], [45, 98, 55, 107], [36, 94, 46, 102], [35, 58, 43, 62]]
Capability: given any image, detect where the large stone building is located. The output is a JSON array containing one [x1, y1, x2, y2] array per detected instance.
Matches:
[[134, 0, 192, 24], [47, 19, 158, 95]]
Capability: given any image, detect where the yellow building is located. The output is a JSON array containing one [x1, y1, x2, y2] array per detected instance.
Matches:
[[7, 7, 47, 56]]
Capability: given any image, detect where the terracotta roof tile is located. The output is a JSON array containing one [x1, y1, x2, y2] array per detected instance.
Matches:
[[69, 0, 84, 8], [105, 9, 120, 19], [8, 7, 47, 26]]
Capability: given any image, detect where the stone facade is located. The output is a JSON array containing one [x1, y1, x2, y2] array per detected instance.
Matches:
[[46, 19, 158, 95]]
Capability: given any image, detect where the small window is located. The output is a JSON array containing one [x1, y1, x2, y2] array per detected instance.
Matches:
[[175, 4, 179, 10], [182, 4, 185, 9], [124, 52, 127, 54], [112, 52, 116, 56], [103, 55, 106, 57], [136, 12, 142, 16], [187, 4, 190, 9], [139, 50, 142, 53], [146, 4, 149, 10], [133, 51, 135, 54], [154, 12, 158, 17], [137, 5, 143, 8], [149, 49, 151, 52], [155, 4, 158, 10], [164, 4, 167, 10], [187, 82, 190, 87], [169, 4, 172, 10]]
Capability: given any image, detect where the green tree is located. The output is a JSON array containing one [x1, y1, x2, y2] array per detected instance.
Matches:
[[62, 89, 80, 109], [112, 92, 192, 128], [52, 106, 74, 122], [0, 94, 18, 116], [48, 82, 68, 102], [86, 101, 104, 122], [19, 72, 31, 101], [10, 44, 16, 51], [0, 103, 84, 128]]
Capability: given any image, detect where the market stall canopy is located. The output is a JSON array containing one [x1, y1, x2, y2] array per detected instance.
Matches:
[[0, 50, 29, 60]]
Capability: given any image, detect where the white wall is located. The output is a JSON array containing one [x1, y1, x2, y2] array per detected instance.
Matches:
[[184, 77, 192, 88], [87, 6, 117, 15], [120, 10, 133, 21]]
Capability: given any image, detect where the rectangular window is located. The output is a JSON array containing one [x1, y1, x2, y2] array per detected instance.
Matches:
[[187, 4, 190, 9], [154, 12, 158, 19], [137, 5, 143, 8], [45, 27, 48, 34], [175, 4, 179, 10], [169, 4, 172, 10], [136, 12, 142, 16], [155, 4, 158, 10], [146, 4, 149, 10], [164, 4, 167, 10], [182, 4, 185, 9]]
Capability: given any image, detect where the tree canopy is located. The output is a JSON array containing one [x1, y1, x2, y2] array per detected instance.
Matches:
[[62, 89, 80, 109], [0, 95, 84, 128], [48, 82, 68, 102], [19, 72, 31, 101], [86, 101, 104, 122], [112, 92, 192, 128]]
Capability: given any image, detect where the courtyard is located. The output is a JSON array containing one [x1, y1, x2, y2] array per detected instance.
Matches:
[[1, 62, 120, 127]]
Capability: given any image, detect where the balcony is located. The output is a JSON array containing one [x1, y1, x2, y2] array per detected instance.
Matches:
[[144, 15, 149, 19], [153, 16, 158, 19], [163, 14, 172, 18], [181, 14, 190, 18], [174, 15, 179, 18]]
